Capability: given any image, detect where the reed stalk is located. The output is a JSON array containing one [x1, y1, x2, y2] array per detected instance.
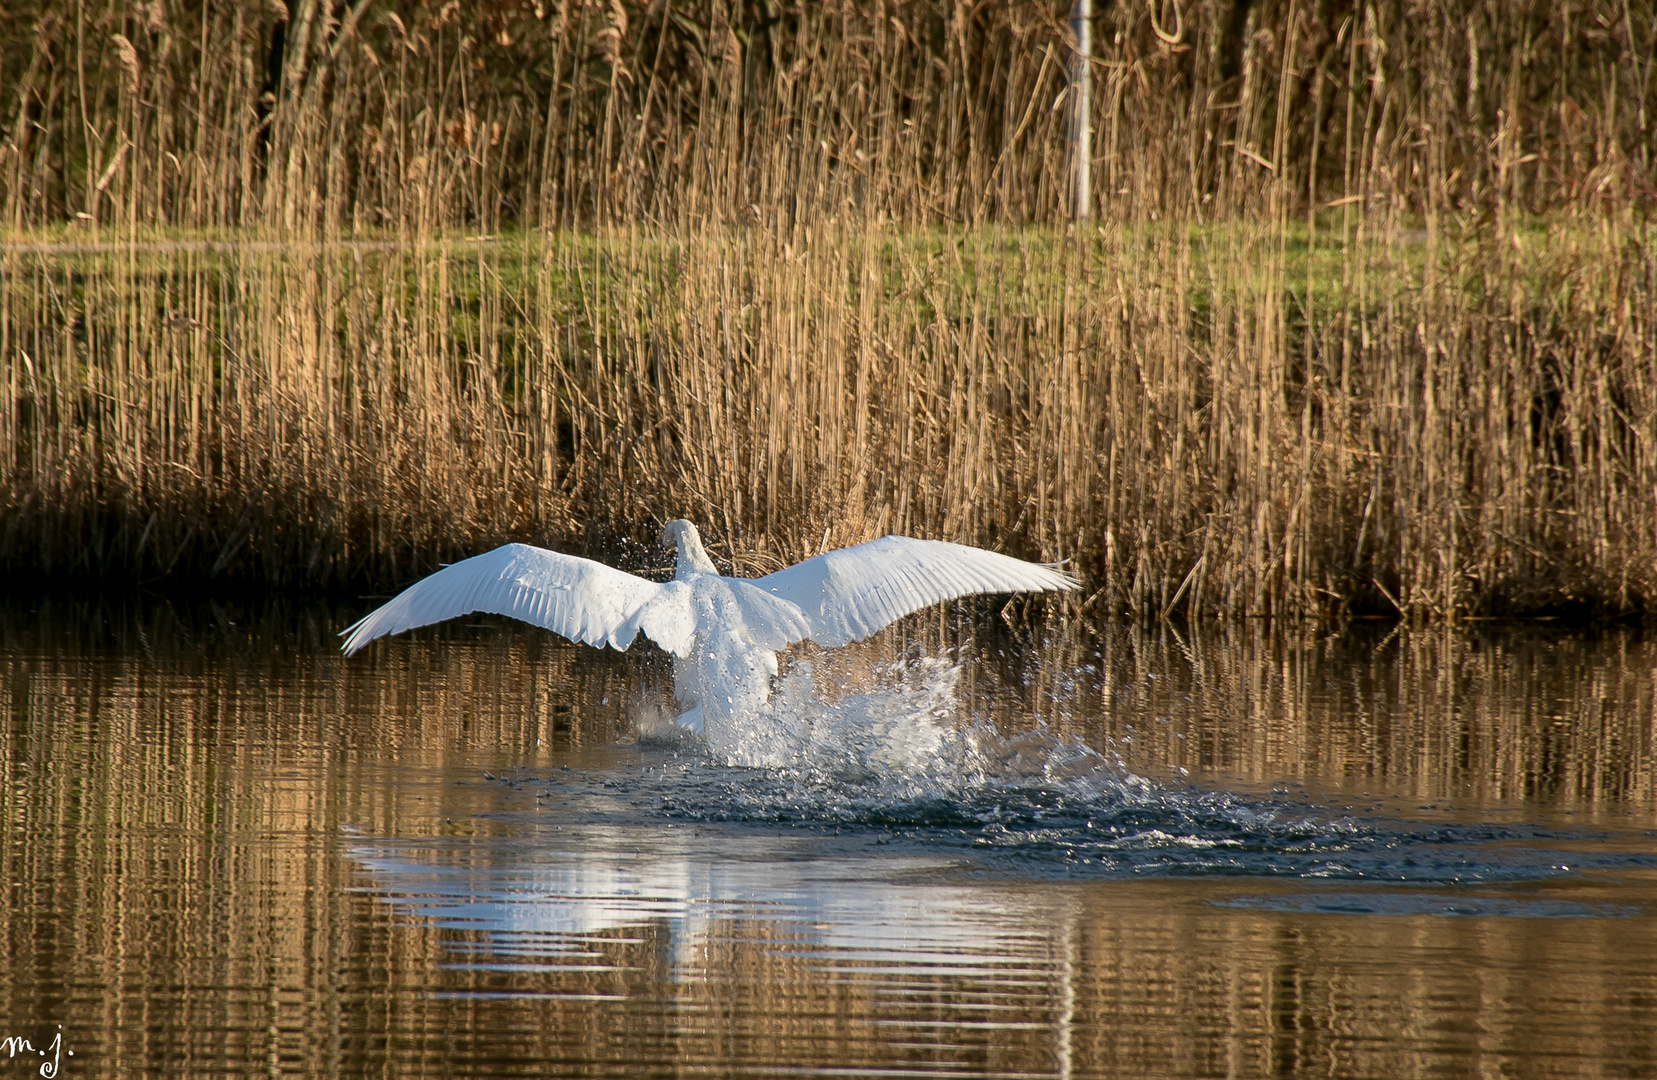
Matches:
[[1, 1, 1653, 619]]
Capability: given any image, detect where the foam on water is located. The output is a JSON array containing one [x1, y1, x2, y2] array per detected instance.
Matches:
[[603, 654, 1652, 887], [668, 653, 1118, 786]]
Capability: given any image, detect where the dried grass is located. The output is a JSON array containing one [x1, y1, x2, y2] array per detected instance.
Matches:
[[1, 1, 1653, 618]]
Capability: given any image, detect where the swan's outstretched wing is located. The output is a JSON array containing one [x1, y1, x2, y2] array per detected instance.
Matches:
[[754, 535, 1077, 647], [340, 543, 697, 657]]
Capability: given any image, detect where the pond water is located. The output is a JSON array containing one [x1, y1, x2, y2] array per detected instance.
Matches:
[[2, 597, 1654, 1078]]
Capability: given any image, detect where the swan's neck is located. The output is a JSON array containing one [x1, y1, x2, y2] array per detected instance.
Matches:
[[672, 521, 719, 578]]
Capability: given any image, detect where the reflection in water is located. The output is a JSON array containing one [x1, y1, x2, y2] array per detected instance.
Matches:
[[352, 837, 1052, 970], [0, 598, 1653, 1077], [1070, 622, 1657, 810]]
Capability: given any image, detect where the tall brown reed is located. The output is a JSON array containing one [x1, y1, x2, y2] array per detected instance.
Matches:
[[1, 1, 1653, 618]]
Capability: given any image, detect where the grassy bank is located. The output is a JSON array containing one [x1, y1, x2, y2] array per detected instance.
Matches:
[[2, 1, 1654, 619], [7, 217, 1652, 619]]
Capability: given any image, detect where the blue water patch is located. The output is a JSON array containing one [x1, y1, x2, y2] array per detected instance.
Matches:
[[507, 754, 1657, 889], [1212, 891, 1640, 918], [479, 658, 1657, 894]]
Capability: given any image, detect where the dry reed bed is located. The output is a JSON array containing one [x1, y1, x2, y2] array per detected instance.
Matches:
[[1, 1, 1654, 619]]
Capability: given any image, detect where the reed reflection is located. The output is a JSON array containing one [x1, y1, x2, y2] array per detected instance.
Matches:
[[1067, 621, 1657, 812], [0, 598, 1651, 1078], [348, 824, 1657, 1076]]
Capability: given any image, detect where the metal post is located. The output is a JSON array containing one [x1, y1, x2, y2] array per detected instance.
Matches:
[[1070, 0, 1092, 220]]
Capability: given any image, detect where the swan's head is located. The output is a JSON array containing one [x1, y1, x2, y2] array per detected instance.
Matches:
[[661, 519, 718, 577]]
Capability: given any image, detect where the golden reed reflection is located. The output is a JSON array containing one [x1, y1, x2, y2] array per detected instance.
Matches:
[[1057, 621, 1657, 812], [0, 599, 1652, 1077]]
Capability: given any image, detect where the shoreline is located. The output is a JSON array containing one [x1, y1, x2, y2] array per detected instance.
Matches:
[[5, 219, 1652, 622]]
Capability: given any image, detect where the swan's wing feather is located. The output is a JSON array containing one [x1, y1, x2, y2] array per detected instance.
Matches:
[[754, 535, 1077, 647], [725, 579, 815, 651], [339, 543, 695, 657]]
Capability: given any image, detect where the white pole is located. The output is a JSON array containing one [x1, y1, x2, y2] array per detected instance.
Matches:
[[1071, 0, 1092, 220]]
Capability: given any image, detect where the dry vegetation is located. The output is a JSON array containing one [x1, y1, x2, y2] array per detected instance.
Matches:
[[1, 0, 1653, 620]]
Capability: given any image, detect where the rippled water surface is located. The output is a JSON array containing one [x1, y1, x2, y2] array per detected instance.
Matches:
[[3, 598, 1655, 1078]]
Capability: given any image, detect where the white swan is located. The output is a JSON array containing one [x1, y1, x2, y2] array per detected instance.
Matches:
[[341, 520, 1075, 737]]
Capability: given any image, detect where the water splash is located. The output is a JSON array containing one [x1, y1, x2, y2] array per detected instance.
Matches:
[[606, 654, 1639, 886], [639, 652, 1120, 796]]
